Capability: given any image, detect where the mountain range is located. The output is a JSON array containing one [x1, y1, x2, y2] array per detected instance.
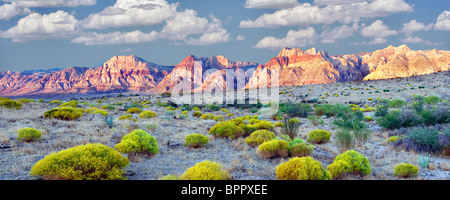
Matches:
[[0, 44, 448, 97]]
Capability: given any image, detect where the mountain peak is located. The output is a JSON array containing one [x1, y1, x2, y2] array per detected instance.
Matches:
[[277, 47, 304, 57]]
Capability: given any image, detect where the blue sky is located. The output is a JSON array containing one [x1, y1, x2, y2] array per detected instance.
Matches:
[[0, 0, 449, 72]]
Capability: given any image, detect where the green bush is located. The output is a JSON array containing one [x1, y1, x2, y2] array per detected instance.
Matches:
[[93, 110, 108, 116], [200, 113, 215, 120], [0, 99, 22, 109], [245, 130, 276, 147], [209, 122, 245, 139], [159, 175, 178, 180], [335, 129, 355, 152], [388, 99, 406, 108], [377, 111, 402, 129], [139, 111, 157, 119], [179, 160, 231, 180], [255, 120, 274, 130], [206, 104, 222, 111], [102, 105, 116, 111], [408, 127, 441, 153], [327, 150, 371, 178], [374, 105, 388, 117], [307, 129, 331, 144], [279, 103, 312, 118], [275, 157, 331, 180], [118, 114, 135, 121], [48, 100, 63, 105], [17, 128, 42, 142], [44, 107, 83, 120], [193, 111, 203, 118], [394, 163, 419, 178], [274, 122, 285, 127], [290, 142, 314, 157], [184, 133, 209, 148], [30, 143, 129, 180], [424, 96, 441, 105], [281, 118, 301, 139], [257, 140, 289, 158], [314, 104, 350, 117], [213, 115, 225, 122], [115, 129, 159, 156], [126, 107, 142, 114]]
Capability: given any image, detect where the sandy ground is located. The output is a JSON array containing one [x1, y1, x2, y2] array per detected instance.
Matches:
[[0, 71, 449, 180]]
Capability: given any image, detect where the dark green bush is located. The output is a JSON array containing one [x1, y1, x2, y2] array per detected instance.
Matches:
[[408, 127, 441, 153], [388, 99, 406, 108], [279, 102, 312, 118], [424, 96, 441, 105]]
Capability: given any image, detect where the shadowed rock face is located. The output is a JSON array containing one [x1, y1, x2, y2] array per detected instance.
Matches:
[[0, 45, 449, 97]]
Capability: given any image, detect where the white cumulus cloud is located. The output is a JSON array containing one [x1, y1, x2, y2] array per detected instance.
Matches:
[[254, 27, 318, 50], [81, 0, 178, 29], [71, 30, 158, 45], [400, 20, 433, 35], [434, 10, 450, 31], [240, 0, 413, 28], [320, 23, 358, 44], [0, 2, 30, 20], [361, 20, 397, 38], [244, 0, 300, 9], [0, 10, 78, 42], [2, 0, 96, 7]]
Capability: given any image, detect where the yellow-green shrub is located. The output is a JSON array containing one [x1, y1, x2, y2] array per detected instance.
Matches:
[[184, 133, 209, 148], [0, 99, 22, 109], [48, 100, 63, 105], [307, 129, 331, 144], [139, 111, 157, 119], [17, 128, 42, 142], [118, 114, 134, 121], [364, 116, 373, 122], [213, 115, 225, 122], [18, 98, 35, 104], [192, 107, 200, 111], [227, 113, 234, 117], [165, 106, 176, 111], [200, 113, 215, 120], [115, 129, 159, 156], [44, 107, 83, 120], [221, 108, 229, 113], [179, 160, 231, 180], [276, 157, 332, 180], [327, 150, 371, 178], [240, 124, 259, 136], [193, 111, 202, 118], [126, 107, 142, 114], [394, 163, 419, 178], [58, 100, 79, 108], [159, 175, 178, 180], [274, 122, 285, 127], [85, 107, 99, 113], [257, 140, 289, 158], [208, 122, 245, 139], [387, 136, 402, 144], [245, 130, 276, 147], [256, 121, 274, 130], [30, 143, 129, 180], [290, 142, 314, 157], [94, 110, 108, 116]]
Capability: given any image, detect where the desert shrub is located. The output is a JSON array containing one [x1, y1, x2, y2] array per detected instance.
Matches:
[[192, 111, 202, 118], [165, 106, 176, 111], [206, 104, 222, 111], [30, 143, 129, 180], [220, 108, 229, 113], [374, 105, 388, 117], [213, 115, 225, 122], [227, 113, 235, 117], [399, 110, 423, 127], [126, 107, 142, 114], [408, 127, 441, 153], [327, 150, 371, 178], [85, 107, 99, 113], [394, 163, 419, 178], [179, 160, 230, 180], [209, 122, 245, 139], [275, 157, 331, 180], [441, 127, 450, 156], [257, 140, 289, 158], [17, 128, 42, 142], [102, 105, 116, 110], [139, 111, 157, 119], [44, 107, 83, 120], [184, 133, 209, 148], [377, 111, 402, 129], [387, 136, 402, 144], [388, 99, 406, 108], [94, 110, 108, 116], [281, 118, 301, 139], [364, 116, 373, 122], [180, 104, 193, 111], [333, 110, 370, 144], [164, 110, 176, 116], [124, 102, 143, 111], [240, 124, 259, 136], [307, 129, 331, 144], [244, 130, 276, 147], [0, 99, 22, 109], [424, 96, 441, 105], [58, 100, 79, 108], [278, 102, 312, 118], [274, 122, 285, 127], [335, 129, 355, 152], [420, 109, 437, 126], [192, 107, 200, 111], [115, 129, 159, 156], [48, 100, 63, 105], [159, 175, 178, 180], [118, 114, 135, 121], [314, 104, 350, 117], [200, 113, 215, 120], [290, 142, 314, 157], [435, 107, 450, 124], [18, 98, 35, 104], [307, 115, 324, 126], [412, 101, 424, 113], [255, 120, 274, 130]]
